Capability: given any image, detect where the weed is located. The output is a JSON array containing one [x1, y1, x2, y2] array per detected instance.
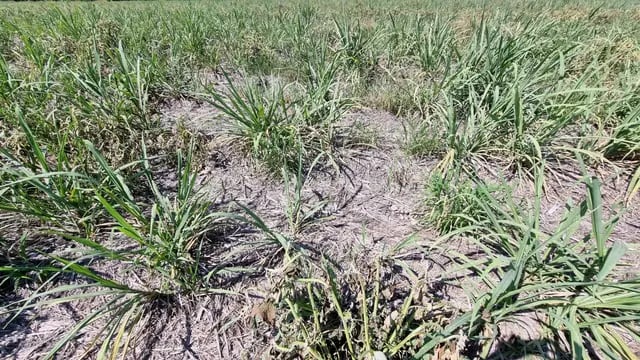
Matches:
[[273, 256, 451, 360], [425, 170, 506, 234], [403, 115, 446, 157], [204, 69, 351, 174], [283, 155, 328, 236]]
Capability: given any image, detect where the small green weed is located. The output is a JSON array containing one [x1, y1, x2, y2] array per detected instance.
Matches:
[[425, 171, 505, 235]]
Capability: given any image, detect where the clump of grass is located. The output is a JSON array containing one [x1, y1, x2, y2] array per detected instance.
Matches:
[[603, 105, 640, 161], [1, 108, 99, 234], [68, 43, 155, 131], [271, 256, 451, 359], [402, 115, 446, 157], [205, 74, 299, 172], [424, 171, 506, 235], [333, 18, 379, 71], [414, 15, 457, 75], [0, 137, 290, 357], [416, 167, 640, 359], [204, 67, 351, 174], [282, 155, 329, 236]]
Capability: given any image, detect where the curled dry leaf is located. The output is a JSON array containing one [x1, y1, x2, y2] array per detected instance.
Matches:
[[433, 340, 460, 360], [250, 301, 276, 326]]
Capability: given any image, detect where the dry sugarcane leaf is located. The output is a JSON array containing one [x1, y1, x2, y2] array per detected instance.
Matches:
[[249, 301, 276, 326]]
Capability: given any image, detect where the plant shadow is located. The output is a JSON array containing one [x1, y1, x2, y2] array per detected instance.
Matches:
[[485, 335, 571, 360]]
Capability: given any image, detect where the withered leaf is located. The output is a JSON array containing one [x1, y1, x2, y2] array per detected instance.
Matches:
[[249, 301, 276, 326]]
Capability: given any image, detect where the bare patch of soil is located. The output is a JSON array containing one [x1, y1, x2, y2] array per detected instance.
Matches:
[[297, 108, 436, 260], [151, 104, 441, 358]]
